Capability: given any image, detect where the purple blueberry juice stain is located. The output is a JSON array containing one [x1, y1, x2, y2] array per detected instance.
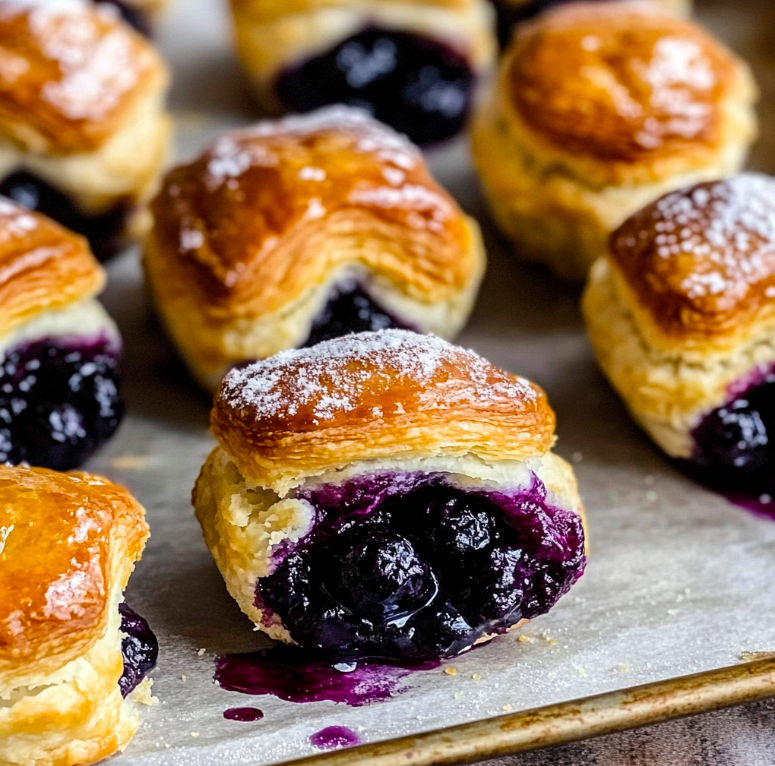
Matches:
[[223, 707, 265, 722], [310, 726, 362, 750], [119, 603, 158, 697], [215, 647, 439, 707], [275, 28, 474, 145], [683, 366, 775, 518], [0, 334, 124, 471], [255, 472, 585, 663]]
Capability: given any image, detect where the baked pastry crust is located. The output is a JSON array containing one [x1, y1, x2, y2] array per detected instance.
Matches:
[[472, 0, 757, 280], [195, 330, 584, 646], [582, 174, 775, 458], [0, 197, 105, 342], [146, 107, 486, 390], [0, 0, 171, 216], [229, 0, 495, 108], [0, 464, 150, 766]]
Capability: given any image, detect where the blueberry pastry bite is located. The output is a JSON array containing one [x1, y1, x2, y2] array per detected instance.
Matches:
[[0, 0, 172, 262], [472, 1, 757, 281], [491, 0, 691, 48], [0, 464, 157, 766], [228, 0, 496, 146], [193, 330, 587, 662], [145, 107, 487, 392], [0, 197, 124, 471], [583, 174, 775, 497]]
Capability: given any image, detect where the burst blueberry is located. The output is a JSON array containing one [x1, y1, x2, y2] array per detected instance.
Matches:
[[119, 603, 159, 697]]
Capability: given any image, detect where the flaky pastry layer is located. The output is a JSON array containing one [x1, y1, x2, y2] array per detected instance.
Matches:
[[193, 446, 583, 644], [211, 331, 555, 494]]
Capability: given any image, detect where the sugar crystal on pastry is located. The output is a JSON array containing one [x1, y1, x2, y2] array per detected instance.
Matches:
[[0, 464, 157, 766], [194, 331, 586, 661], [146, 107, 487, 392], [583, 173, 775, 497], [0, 0, 171, 261], [471, 0, 757, 280], [0, 196, 124, 470], [227, 0, 496, 145]]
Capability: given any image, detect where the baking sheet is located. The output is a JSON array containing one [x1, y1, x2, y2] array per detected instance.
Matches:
[[88, 0, 775, 763]]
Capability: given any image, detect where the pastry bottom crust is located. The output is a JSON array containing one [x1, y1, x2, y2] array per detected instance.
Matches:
[[582, 258, 775, 458], [146, 215, 487, 392], [0, 589, 153, 766], [471, 104, 753, 282]]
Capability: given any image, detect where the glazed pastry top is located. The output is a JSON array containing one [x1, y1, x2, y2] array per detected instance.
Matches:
[[0, 196, 104, 339], [0, 465, 147, 679], [506, 1, 744, 165], [609, 174, 775, 345], [0, 0, 167, 154], [230, 0, 478, 21], [150, 107, 476, 320], [212, 330, 555, 489]]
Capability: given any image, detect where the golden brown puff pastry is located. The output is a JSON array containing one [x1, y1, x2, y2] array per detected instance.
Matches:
[[472, 1, 757, 281], [194, 330, 587, 661], [0, 197, 125, 471], [146, 107, 487, 392], [228, 0, 496, 145], [0, 0, 172, 261], [0, 464, 157, 766], [583, 173, 775, 497]]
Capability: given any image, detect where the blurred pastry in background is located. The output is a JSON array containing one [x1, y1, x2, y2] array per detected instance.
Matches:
[[0, 464, 156, 766], [194, 330, 587, 662], [0, 0, 172, 261], [0, 198, 124, 471], [227, 0, 497, 145], [492, 0, 691, 48], [145, 106, 487, 392], [472, 1, 757, 280], [583, 174, 775, 500], [94, 0, 173, 36]]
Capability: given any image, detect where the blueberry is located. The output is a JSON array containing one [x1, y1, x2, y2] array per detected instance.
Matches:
[[92, 0, 152, 36], [0, 338, 124, 471], [119, 603, 158, 697], [0, 172, 129, 262], [401, 601, 473, 659], [691, 382, 775, 493], [332, 527, 436, 623], [304, 285, 409, 348], [275, 29, 474, 146]]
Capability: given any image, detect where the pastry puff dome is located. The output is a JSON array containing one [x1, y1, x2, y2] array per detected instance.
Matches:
[[0, 464, 149, 766], [0, 0, 168, 155], [472, 1, 757, 280], [210, 330, 558, 495], [0, 196, 104, 340], [146, 107, 486, 390], [583, 174, 775, 458]]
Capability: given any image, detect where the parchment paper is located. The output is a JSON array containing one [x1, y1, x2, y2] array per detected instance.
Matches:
[[85, 0, 775, 763]]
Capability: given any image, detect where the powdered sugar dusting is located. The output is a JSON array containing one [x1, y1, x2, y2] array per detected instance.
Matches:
[[220, 330, 536, 425], [643, 174, 775, 300], [204, 106, 419, 191], [0, 0, 144, 122]]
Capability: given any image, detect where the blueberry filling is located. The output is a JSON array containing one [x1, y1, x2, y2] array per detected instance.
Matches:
[[275, 28, 475, 146], [0, 336, 124, 471], [491, 0, 605, 47], [119, 603, 159, 698], [93, 0, 152, 36], [689, 371, 775, 496], [258, 472, 586, 662], [0, 172, 130, 263], [304, 285, 412, 348]]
